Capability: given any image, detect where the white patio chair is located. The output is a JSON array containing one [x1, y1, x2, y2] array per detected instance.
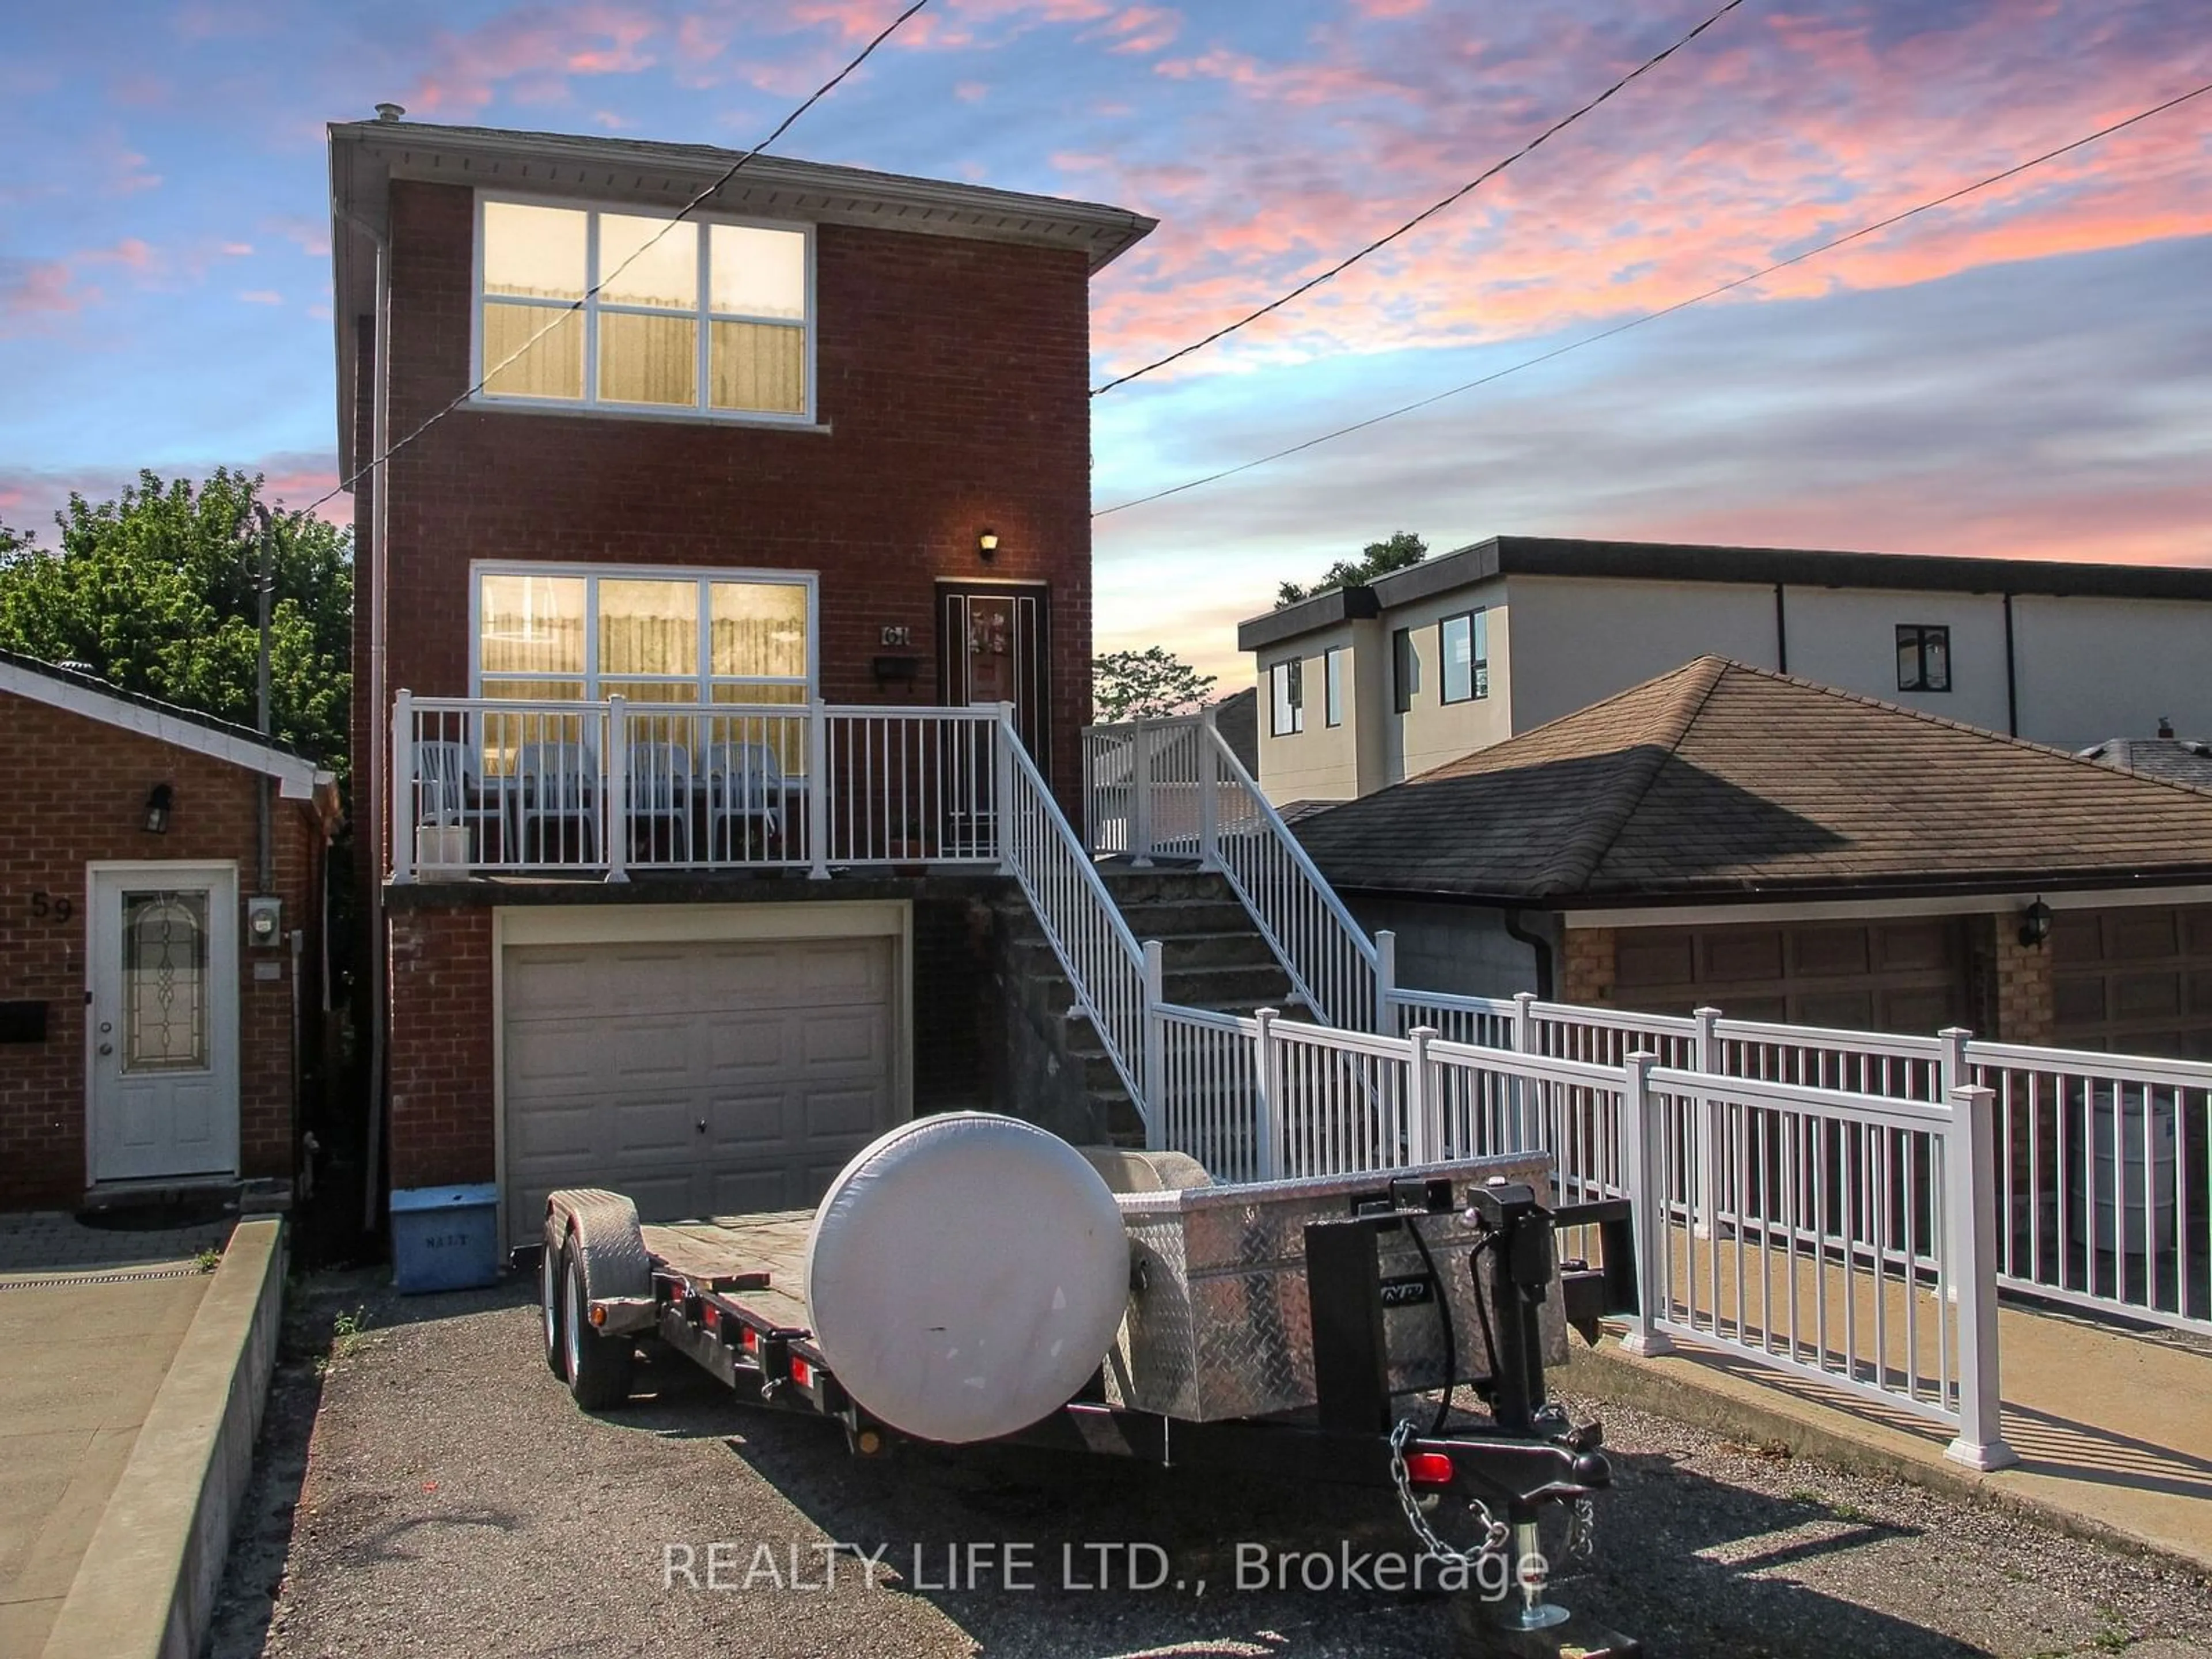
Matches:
[[701, 741, 783, 861], [414, 738, 505, 865], [626, 740, 694, 865], [512, 740, 601, 865]]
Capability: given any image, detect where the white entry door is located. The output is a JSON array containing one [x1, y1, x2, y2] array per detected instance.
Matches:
[[88, 865, 241, 1184]]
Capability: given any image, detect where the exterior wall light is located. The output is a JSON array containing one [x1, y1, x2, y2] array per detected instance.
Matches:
[[2018, 897, 2052, 949], [142, 783, 174, 835], [978, 529, 998, 562]]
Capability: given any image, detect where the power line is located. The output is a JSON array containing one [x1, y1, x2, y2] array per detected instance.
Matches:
[[299, 0, 931, 521], [1089, 0, 1750, 397], [1093, 80, 2212, 520]]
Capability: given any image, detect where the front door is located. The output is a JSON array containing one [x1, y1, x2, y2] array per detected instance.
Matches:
[[87, 864, 240, 1184], [939, 584, 1050, 769]]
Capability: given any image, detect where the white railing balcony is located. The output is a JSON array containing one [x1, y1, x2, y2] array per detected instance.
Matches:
[[391, 691, 1007, 881]]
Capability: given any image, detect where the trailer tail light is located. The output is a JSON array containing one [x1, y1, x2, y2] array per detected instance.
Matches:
[[790, 1357, 814, 1388], [703, 1305, 720, 1331], [1404, 1452, 1454, 1487], [741, 1327, 759, 1352]]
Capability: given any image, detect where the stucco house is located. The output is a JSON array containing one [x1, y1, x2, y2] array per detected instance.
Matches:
[[1240, 535, 2212, 806], [1290, 657, 2212, 1058], [328, 115, 1164, 1243], [0, 650, 338, 1210]]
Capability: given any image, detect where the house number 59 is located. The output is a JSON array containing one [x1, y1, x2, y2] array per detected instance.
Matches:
[[28, 892, 74, 922]]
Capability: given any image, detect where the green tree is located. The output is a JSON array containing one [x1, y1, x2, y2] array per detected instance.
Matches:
[[1275, 529, 1427, 608], [1093, 646, 1218, 722], [0, 468, 353, 778]]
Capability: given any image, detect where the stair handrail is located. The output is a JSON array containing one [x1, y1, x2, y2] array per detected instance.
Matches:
[[1192, 714, 1381, 1031], [995, 705, 1154, 1136]]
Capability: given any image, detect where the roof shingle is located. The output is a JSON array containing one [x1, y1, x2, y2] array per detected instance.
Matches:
[[1292, 657, 2212, 903]]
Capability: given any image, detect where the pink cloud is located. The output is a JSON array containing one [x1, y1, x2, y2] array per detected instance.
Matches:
[[955, 80, 989, 103], [261, 214, 331, 259], [1079, 3, 2212, 384], [237, 289, 283, 305]]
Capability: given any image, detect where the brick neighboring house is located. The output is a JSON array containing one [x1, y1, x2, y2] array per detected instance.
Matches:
[[327, 116, 1157, 1242], [0, 650, 339, 1210], [1290, 656, 2212, 1057]]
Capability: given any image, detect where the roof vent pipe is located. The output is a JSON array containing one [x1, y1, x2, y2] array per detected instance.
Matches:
[[374, 102, 406, 122]]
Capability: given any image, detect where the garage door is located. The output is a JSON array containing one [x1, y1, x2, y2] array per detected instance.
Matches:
[[503, 935, 896, 1243], [2052, 904, 2212, 1058], [1609, 918, 1967, 1033]]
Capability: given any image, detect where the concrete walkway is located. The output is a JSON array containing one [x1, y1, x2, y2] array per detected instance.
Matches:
[[0, 1214, 235, 1654], [1573, 1294, 2212, 1573]]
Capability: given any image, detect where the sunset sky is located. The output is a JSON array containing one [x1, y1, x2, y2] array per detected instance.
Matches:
[[2, 0, 2206, 687]]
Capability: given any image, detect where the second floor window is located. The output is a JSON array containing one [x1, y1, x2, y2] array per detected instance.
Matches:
[[1270, 658, 1305, 736], [1440, 609, 1488, 703], [1896, 624, 1950, 692], [1324, 646, 1346, 728], [478, 198, 811, 421]]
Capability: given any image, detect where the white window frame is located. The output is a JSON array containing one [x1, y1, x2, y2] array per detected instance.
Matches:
[[468, 559, 820, 704], [469, 191, 819, 427], [1270, 658, 1305, 737]]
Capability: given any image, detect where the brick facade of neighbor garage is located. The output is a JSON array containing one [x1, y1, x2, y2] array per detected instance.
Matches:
[[0, 672, 332, 1209]]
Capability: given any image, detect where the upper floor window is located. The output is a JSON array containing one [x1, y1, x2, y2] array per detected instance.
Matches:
[[1896, 624, 1950, 692], [477, 198, 811, 421], [1440, 609, 1488, 704], [1392, 626, 1419, 713], [1270, 658, 1305, 736], [473, 563, 813, 704], [1324, 646, 1346, 728]]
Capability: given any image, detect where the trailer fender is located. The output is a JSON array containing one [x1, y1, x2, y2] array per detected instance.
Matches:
[[543, 1188, 652, 1310]]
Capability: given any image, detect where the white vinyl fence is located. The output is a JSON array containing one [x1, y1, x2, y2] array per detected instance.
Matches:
[[1380, 983, 2211, 1340]]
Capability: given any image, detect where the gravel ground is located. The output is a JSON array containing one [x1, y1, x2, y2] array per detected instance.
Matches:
[[210, 1272, 2212, 1659]]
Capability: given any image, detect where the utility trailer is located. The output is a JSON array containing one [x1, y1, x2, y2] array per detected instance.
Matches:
[[521, 1116, 1645, 1657]]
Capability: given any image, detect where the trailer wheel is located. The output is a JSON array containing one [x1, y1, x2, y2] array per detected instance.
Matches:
[[540, 1244, 567, 1380], [562, 1240, 635, 1411]]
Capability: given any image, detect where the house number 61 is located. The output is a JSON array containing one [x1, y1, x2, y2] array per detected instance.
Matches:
[[28, 892, 74, 922]]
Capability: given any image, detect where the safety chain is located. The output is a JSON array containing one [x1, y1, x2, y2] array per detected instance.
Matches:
[[1387, 1419, 1512, 1566]]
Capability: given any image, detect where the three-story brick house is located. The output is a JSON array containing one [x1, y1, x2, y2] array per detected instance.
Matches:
[[329, 114, 1153, 1241]]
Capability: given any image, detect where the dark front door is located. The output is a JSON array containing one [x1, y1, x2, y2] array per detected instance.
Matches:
[[939, 584, 1050, 770]]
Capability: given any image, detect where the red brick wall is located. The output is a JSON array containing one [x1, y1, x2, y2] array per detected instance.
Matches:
[[385, 905, 495, 1189], [0, 689, 324, 1208], [363, 180, 1096, 878]]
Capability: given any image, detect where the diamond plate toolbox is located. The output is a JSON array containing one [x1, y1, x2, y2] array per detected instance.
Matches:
[[1102, 1153, 1568, 1423]]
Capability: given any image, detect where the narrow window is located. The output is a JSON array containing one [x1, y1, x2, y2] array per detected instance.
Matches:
[[1392, 627, 1418, 713], [1324, 646, 1346, 728], [1440, 608, 1488, 703], [1896, 624, 1951, 692], [1270, 658, 1305, 736]]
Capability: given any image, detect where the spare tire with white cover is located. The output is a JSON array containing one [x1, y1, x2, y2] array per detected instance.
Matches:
[[804, 1113, 1131, 1444]]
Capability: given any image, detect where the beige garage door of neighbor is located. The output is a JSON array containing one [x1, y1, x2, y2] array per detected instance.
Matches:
[[503, 935, 897, 1244]]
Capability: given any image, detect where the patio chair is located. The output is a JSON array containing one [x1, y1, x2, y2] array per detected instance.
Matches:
[[624, 740, 694, 865], [414, 738, 505, 866], [512, 740, 601, 865], [701, 741, 783, 861]]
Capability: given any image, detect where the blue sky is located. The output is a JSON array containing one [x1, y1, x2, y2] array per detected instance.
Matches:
[[2, 0, 2207, 682]]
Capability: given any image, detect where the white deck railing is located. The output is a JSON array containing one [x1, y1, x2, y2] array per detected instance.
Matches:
[[1084, 711, 1380, 1030], [393, 692, 1005, 880]]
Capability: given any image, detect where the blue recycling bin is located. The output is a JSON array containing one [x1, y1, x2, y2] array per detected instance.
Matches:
[[390, 1183, 501, 1293]]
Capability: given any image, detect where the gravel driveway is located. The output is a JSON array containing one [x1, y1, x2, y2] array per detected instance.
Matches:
[[211, 1274, 2212, 1658]]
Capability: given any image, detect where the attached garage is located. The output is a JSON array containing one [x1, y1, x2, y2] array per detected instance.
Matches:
[[498, 907, 907, 1244]]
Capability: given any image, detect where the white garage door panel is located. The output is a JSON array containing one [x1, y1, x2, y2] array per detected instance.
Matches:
[[504, 934, 897, 1242]]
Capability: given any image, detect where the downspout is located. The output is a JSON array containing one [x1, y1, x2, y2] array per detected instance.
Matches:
[[2003, 592, 2018, 737], [1774, 582, 1788, 674], [1503, 908, 1554, 1001], [334, 196, 393, 1236], [252, 503, 276, 894]]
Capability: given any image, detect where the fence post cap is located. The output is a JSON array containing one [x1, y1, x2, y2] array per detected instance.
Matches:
[[1693, 1005, 1722, 1020]]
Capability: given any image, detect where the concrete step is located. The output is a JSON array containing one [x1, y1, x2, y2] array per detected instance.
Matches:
[[1108, 898, 1253, 937]]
